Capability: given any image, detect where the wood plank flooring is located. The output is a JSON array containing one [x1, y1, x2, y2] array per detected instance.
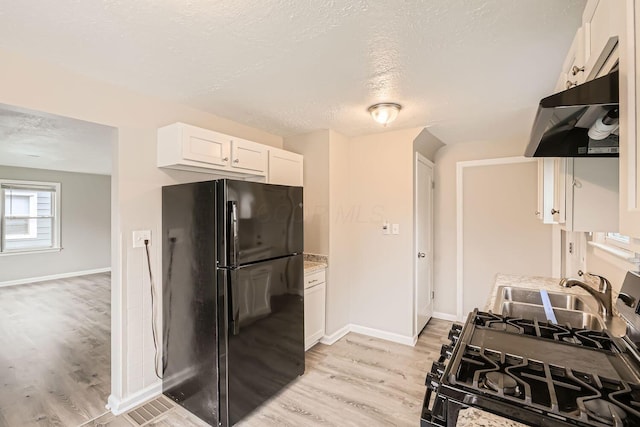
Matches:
[[0, 273, 111, 427], [88, 318, 452, 427]]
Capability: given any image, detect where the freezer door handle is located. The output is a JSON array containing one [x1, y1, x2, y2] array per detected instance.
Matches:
[[228, 201, 239, 268]]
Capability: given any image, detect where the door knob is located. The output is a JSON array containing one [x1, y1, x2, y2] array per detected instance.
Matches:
[[418, 252, 426, 258]]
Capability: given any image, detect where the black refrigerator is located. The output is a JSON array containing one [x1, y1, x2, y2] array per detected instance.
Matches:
[[161, 179, 304, 426]]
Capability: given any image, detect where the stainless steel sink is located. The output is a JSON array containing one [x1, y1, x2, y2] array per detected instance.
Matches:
[[498, 286, 595, 313], [498, 301, 604, 330]]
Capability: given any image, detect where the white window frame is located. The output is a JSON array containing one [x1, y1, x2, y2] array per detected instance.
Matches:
[[590, 231, 640, 268], [0, 179, 61, 255], [4, 190, 38, 239]]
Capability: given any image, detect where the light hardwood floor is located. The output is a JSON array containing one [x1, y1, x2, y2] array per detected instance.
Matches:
[[87, 318, 452, 427], [0, 273, 111, 427]]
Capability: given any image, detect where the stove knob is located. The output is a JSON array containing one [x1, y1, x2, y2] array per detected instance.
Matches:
[[431, 361, 445, 376], [425, 372, 441, 390], [440, 344, 453, 358]]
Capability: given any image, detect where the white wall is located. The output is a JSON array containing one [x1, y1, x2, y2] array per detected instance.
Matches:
[[434, 139, 530, 316], [0, 166, 111, 283], [283, 131, 330, 255], [0, 48, 283, 410], [347, 127, 423, 338], [461, 160, 552, 315]]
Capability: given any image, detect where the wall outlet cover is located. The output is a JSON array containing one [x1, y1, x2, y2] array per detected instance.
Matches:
[[133, 230, 151, 248]]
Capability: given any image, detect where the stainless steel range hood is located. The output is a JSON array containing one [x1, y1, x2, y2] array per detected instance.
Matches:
[[525, 70, 619, 157]]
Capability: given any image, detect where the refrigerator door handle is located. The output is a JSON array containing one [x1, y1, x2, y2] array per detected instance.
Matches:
[[229, 274, 240, 336], [228, 201, 239, 268]]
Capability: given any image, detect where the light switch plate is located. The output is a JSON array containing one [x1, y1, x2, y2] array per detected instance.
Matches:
[[382, 221, 390, 235], [392, 223, 400, 235], [133, 230, 151, 248]]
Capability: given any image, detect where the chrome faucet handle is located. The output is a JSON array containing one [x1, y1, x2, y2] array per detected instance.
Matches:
[[579, 271, 611, 292]]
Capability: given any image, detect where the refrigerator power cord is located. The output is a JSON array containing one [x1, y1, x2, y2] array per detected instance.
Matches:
[[144, 239, 163, 380]]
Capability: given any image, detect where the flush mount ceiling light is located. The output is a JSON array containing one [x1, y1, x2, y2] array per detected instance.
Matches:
[[368, 103, 402, 126]]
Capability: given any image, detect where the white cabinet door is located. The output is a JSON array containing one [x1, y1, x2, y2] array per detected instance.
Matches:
[[561, 27, 587, 89], [182, 125, 231, 166], [268, 148, 303, 186], [563, 158, 619, 232], [619, 0, 640, 237], [304, 282, 326, 351], [552, 158, 567, 224], [231, 138, 267, 173], [583, 0, 621, 81]]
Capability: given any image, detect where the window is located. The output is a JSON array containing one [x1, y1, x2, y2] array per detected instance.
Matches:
[[0, 180, 60, 254]]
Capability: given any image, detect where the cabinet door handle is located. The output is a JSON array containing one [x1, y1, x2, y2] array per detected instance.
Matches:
[[233, 159, 240, 163], [418, 252, 426, 258], [222, 157, 229, 162], [535, 211, 540, 216], [308, 279, 318, 284], [571, 65, 585, 76], [551, 209, 560, 215], [566, 80, 578, 89]]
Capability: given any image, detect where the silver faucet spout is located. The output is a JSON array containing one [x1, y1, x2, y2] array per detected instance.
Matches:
[[559, 274, 613, 318]]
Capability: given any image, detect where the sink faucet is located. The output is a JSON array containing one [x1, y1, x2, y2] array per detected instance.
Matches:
[[559, 272, 613, 317]]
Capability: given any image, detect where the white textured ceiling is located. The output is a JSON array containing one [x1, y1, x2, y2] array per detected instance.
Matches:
[[0, 104, 115, 175], [0, 1, 585, 143]]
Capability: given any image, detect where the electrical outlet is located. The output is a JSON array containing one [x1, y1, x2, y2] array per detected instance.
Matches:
[[392, 223, 400, 235], [133, 230, 151, 248]]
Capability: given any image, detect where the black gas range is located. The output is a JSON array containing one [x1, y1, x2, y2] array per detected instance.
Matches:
[[421, 272, 640, 427]]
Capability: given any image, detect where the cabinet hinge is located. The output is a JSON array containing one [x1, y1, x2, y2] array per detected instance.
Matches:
[[431, 181, 435, 190], [432, 291, 435, 300]]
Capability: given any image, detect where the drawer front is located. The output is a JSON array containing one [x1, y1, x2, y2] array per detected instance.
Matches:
[[304, 270, 325, 289]]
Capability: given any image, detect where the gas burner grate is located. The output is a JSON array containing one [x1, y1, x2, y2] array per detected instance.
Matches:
[[474, 311, 619, 351]]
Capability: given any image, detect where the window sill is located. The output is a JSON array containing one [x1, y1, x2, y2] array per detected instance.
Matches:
[[587, 241, 640, 268], [0, 247, 62, 257]]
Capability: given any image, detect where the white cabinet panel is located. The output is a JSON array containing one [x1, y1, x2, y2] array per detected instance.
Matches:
[[268, 148, 303, 186], [304, 282, 326, 351], [231, 138, 267, 173], [182, 126, 230, 166]]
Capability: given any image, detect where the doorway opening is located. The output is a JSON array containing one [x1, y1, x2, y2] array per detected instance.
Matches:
[[0, 103, 117, 426]]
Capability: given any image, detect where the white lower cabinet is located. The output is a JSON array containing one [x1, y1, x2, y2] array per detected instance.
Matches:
[[304, 269, 326, 351]]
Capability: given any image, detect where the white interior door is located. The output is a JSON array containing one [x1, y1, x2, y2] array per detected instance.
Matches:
[[415, 153, 434, 335]]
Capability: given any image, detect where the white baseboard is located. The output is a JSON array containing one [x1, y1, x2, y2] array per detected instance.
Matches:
[[107, 382, 162, 415], [0, 267, 111, 288], [319, 325, 350, 345], [433, 311, 459, 322], [349, 324, 417, 347]]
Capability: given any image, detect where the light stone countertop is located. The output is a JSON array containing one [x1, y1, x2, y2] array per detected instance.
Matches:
[[456, 273, 598, 426], [455, 408, 529, 427], [303, 260, 327, 273]]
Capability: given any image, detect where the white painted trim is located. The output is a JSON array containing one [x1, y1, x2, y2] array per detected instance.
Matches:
[[0, 267, 111, 287], [320, 323, 417, 347], [456, 156, 537, 322], [0, 247, 62, 257], [433, 312, 458, 322], [349, 324, 417, 347], [106, 382, 162, 415], [320, 324, 350, 345]]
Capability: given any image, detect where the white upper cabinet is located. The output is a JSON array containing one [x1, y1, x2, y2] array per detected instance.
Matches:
[[558, 27, 587, 91], [582, 0, 622, 81], [180, 124, 231, 166], [268, 148, 303, 186], [563, 158, 619, 232], [230, 138, 267, 173]]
